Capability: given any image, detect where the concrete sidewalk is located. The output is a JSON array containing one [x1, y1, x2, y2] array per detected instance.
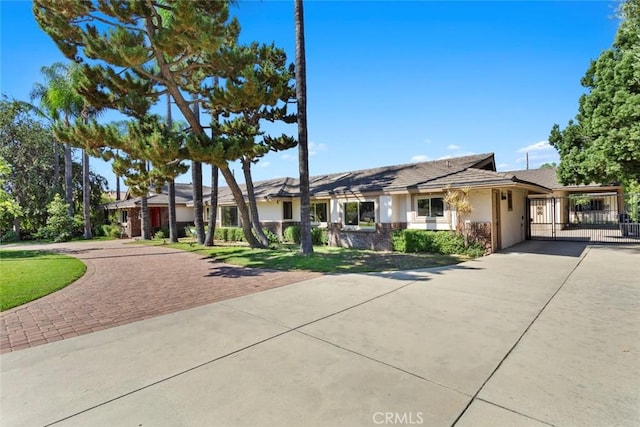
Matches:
[[1, 242, 638, 426]]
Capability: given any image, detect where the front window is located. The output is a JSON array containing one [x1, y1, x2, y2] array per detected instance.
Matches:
[[221, 206, 238, 227], [283, 201, 293, 220], [343, 201, 375, 227], [417, 197, 444, 217], [310, 202, 328, 223]]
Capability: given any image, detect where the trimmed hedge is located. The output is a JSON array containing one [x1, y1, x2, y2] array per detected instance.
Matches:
[[392, 229, 484, 257], [311, 227, 328, 246], [214, 227, 245, 242], [283, 225, 301, 243]]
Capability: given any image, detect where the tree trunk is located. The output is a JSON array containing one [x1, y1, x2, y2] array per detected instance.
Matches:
[[219, 165, 263, 248], [53, 139, 61, 194], [13, 217, 21, 241], [242, 157, 269, 246], [64, 144, 73, 217], [204, 165, 219, 246], [140, 195, 150, 240], [116, 175, 121, 201], [82, 149, 92, 239], [192, 161, 204, 244], [168, 179, 178, 243], [295, 0, 313, 255]]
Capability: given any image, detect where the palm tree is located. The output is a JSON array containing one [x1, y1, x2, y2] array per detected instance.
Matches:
[[295, 0, 313, 254], [31, 63, 82, 218], [31, 62, 95, 239]]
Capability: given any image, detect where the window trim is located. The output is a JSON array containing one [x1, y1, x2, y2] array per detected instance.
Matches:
[[282, 201, 293, 220], [310, 201, 328, 224], [221, 205, 239, 227], [415, 196, 445, 218], [342, 200, 376, 229]]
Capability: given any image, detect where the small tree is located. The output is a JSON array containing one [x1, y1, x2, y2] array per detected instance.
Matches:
[[38, 194, 75, 242], [443, 186, 473, 242]]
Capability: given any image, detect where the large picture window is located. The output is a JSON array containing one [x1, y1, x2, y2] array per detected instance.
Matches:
[[221, 206, 238, 227], [417, 197, 444, 217], [343, 201, 375, 227], [310, 202, 328, 223]]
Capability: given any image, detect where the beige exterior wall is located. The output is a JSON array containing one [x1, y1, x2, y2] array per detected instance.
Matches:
[[499, 188, 527, 249], [391, 195, 407, 222], [175, 206, 194, 223], [468, 189, 492, 222]]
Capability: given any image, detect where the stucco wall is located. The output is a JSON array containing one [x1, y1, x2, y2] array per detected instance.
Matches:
[[175, 206, 194, 223], [468, 189, 492, 223], [499, 188, 527, 249]]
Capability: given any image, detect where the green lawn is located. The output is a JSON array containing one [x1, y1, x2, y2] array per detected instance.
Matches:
[[0, 250, 86, 311], [137, 240, 468, 273]]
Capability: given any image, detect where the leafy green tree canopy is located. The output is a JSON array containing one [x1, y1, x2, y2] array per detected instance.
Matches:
[[549, 0, 640, 186]]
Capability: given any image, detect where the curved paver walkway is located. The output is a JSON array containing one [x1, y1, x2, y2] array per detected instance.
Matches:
[[0, 239, 320, 353]]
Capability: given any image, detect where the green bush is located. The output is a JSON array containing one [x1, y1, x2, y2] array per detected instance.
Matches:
[[0, 230, 18, 243], [153, 230, 166, 240], [214, 227, 245, 242], [311, 227, 328, 245], [36, 194, 75, 242], [392, 229, 484, 257], [184, 225, 196, 239], [283, 225, 301, 243], [261, 228, 280, 244], [101, 224, 121, 239]]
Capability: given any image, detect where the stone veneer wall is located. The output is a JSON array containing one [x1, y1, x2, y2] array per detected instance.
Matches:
[[328, 223, 408, 251]]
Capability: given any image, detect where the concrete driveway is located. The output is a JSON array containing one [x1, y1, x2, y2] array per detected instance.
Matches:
[[1, 241, 639, 426]]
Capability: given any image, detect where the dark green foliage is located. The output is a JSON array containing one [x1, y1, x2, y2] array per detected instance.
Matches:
[[0, 230, 18, 243], [549, 0, 640, 185], [283, 225, 301, 244], [100, 224, 121, 239], [311, 227, 328, 246], [392, 230, 484, 257], [214, 227, 245, 242], [261, 228, 280, 244]]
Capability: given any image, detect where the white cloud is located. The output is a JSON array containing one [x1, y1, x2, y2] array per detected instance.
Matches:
[[447, 144, 461, 150], [258, 161, 270, 168], [496, 163, 510, 170], [411, 154, 430, 162], [281, 153, 295, 161], [517, 140, 553, 153], [309, 141, 327, 156], [437, 154, 453, 160]]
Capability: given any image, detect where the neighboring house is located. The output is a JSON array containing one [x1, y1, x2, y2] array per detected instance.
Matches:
[[198, 153, 560, 253], [105, 183, 209, 238]]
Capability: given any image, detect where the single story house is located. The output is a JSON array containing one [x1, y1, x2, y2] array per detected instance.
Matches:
[[105, 183, 209, 238], [110, 153, 625, 251], [197, 153, 560, 252]]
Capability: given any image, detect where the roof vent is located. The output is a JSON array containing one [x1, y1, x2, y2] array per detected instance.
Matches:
[[446, 160, 451, 168]]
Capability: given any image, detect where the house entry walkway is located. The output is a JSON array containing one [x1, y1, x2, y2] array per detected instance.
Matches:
[[527, 192, 640, 243]]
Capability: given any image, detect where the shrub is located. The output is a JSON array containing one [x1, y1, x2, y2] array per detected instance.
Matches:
[[261, 228, 280, 244], [184, 225, 196, 239], [311, 227, 328, 246], [283, 225, 301, 244], [153, 230, 166, 240], [101, 224, 121, 239], [36, 194, 75, 242], [0, 230, 18, 243], [392, 229, 483, 257], [214, 227, 245, 242]]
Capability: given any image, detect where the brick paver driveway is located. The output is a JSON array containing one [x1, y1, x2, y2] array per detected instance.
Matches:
[[0, 240, 319, 353]]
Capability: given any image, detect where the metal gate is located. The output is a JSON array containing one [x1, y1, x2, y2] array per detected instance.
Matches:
[[527, 193, 640, 243]]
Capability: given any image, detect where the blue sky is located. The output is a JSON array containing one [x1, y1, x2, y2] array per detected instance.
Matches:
[[0, 1, 621, 190]]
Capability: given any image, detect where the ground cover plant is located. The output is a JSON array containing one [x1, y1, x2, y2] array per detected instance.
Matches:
[[136, 240, 472, 273], [0, 250, 86, 311]]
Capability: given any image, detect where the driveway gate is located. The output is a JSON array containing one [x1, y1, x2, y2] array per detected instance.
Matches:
[[527, 193, 640, 243]]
